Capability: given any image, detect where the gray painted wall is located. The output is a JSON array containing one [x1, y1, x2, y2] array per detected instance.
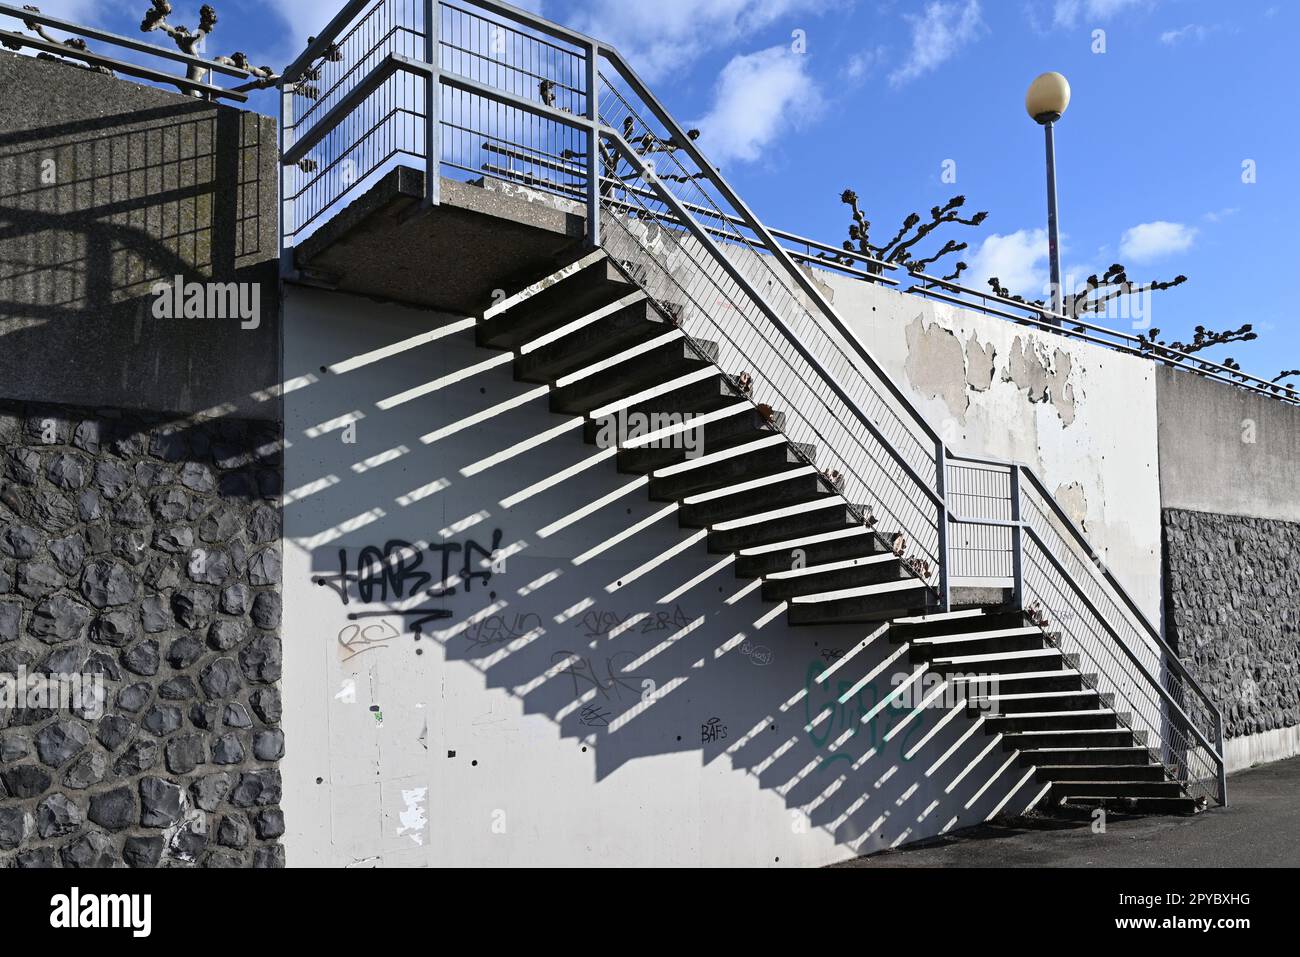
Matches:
[[1156, 364, 1300, 524], [0, 52, 280, 421]]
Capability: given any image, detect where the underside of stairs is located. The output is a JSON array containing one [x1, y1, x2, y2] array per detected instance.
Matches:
[[478, 253, 1206, 818]]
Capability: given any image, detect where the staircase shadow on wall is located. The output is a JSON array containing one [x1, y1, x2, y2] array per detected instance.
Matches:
[[283, 287, 1043, 856]]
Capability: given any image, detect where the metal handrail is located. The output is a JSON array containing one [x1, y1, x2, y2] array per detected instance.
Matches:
[[945, 452, 1226, 804], [276, 0, 1226, 804], [0, 1, 252, 101]]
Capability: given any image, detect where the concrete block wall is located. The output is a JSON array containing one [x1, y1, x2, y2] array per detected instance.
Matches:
[[0, 51, 280, 420]]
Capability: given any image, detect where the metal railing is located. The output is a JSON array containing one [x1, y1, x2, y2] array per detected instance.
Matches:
[[0, 2, 254, 101], [278, 0, 1226, 805]]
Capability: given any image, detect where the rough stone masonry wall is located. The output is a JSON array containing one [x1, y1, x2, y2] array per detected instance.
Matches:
[[0, 400, 284, 868], [1163, 507, 1300, 739]]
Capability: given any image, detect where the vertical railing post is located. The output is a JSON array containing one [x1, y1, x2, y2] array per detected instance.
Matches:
[[934, 441, 950, 612], [1215, 707, 1228, 805], [1010, 467, 1024, 609], [279, 82, 295, 279], [584, 41, 600, 248], [424, 0, 441, 207]]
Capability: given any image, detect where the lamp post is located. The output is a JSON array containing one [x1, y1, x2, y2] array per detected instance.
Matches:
[[1025, 72, 1071, 322]]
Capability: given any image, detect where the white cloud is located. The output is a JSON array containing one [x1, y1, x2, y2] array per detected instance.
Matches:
[[1119, 221, 1197, 262], [888, 0, 984, 88], [690, 45, 823, 166], [1053, 0, 1146, 28], [568, 0, 836, 82], [964, 229, 1049, 297]]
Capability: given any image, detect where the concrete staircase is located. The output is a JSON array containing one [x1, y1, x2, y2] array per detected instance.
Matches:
[[480, 252, 1202, 816]]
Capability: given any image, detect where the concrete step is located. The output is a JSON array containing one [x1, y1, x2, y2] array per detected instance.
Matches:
[[707, 499, 862, 553], [983, 710, 1122, 733], [647, 437, 808, 501], [734, 527, 888, 578], [1001, 729, 1138, 751], [891, 610, 1028, 641], [550, 336, 720, 415], [787, 579, 934, 626], [615, 405, 781, 474], [1016, 747, 1153, 767], [908, 627, 1049, 662], [1051, 794, 1204, 815], [478, 257, 631, 349], [1033, 764, 1167, 782], [991, 670, 1098, 694], [929, 647, 1077, 675], [762, 553, 908, 601], [1049, 780, 1187, 800], [969, 690, 1112, 715], [582, 375, 741, 438], [514, 298, 665, 383], [679, 469, 833, 529]]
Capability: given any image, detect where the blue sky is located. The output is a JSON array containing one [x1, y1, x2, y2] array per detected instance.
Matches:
[[30, 0, 1299, 381]]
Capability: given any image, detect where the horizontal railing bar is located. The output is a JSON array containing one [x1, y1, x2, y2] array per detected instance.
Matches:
[[439, 65, 596, 131], [281, 53, 409, 166], [767, 228, 898, 272], [0, 30, 248, 100], [0, 1, 250, 76]]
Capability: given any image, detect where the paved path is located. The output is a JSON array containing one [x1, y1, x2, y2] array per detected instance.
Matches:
[[833, 757, 1300, 868]]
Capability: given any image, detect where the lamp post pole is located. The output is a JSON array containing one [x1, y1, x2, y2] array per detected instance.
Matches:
[[1043, 115, 1063, 321], [1025, 72, 1071, 326]]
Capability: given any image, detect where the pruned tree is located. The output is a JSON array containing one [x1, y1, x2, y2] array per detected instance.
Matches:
[[826, 190, 988, 282], [988, 263, 1188, 323], [0, 5, 112, 75], [1128, 323, 1264, 388], [1271, 370, 1300, 400], [140, 2, 280, 96]]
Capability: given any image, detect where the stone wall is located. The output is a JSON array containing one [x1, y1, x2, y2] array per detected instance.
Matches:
[[0, 400, 285, 868], [1163, 507, 1300, 739]]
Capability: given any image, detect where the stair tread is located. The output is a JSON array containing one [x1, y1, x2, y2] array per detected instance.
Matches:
[[933, 648, 1066, 664], [711, 496, 848, 531], [765, 553, 897, 580], [913, 626, 1042, 644], [789, 579, 926, 603], [652, 434, 788, 476], [738, 525, 878, 556]]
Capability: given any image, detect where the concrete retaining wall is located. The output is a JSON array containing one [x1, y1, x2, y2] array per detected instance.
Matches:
[[0, 52, 280, 421]]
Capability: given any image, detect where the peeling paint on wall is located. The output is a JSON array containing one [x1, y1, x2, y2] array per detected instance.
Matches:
[[904, 315, 969, 419], [1054, 481, 1090, 533], [964, 333, 996, 392], [1002, 336, 1078, 425]]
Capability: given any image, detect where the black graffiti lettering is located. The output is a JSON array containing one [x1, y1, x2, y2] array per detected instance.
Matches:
[[426, 542, 464, 598], [461, 528, 502, 592]]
